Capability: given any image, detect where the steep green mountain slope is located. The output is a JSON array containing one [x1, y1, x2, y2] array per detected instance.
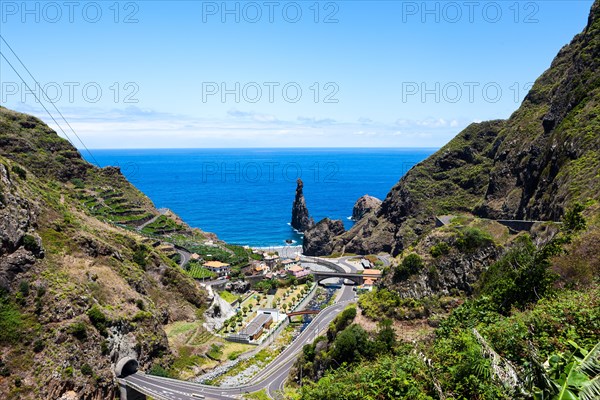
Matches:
[[314, 1, 600, 256], [291, 3, 600, 398], [0, 107, 213, 399]]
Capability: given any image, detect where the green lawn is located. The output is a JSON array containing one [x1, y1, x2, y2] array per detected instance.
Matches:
[[218, 290, 239, 304]]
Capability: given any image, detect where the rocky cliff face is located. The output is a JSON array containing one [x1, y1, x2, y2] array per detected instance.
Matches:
[[0, 163, 44, 290], [318, 1, 600, 256], [291, 178, 314, 232], [303, 218, 345, 256], [351, 195, 382, 221]]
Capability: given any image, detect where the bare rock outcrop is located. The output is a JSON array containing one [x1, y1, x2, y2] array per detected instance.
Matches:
[[303, 218, 346, 256], [351, 195, 382, 221], [291, 178, 314, 232]]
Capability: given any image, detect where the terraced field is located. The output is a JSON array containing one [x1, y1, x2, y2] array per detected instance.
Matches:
[[76, 187, 155, 226]]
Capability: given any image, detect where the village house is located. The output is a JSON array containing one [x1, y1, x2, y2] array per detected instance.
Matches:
[[239, 313, 273, 340], [281, 258, 300, 270], [203, 260, 231, 277], [288, 265, 310, 279], [254, 263, 269, 275], [263, 254, 280, 268]]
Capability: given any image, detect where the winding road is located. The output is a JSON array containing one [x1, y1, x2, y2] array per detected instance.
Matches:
[[120, 254, 380, 399]]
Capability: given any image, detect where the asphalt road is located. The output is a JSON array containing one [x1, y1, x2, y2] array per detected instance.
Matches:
[[121, 285, 356, 399], [121, 254, 368, 400]]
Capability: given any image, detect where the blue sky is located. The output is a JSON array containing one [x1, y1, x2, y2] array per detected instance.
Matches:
[[0, 0, 595, 148]]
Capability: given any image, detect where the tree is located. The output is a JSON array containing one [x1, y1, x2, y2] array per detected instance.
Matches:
[[331, 324, 369, 364], [374, 319, 396, 355], [242, 306, 248, 316]]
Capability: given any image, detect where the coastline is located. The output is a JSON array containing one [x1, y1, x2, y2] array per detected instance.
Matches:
[[251, 245, 303, 259]]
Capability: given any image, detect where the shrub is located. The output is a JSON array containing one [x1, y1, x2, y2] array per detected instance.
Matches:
[[33, 339, 44, 353], [69, 322, 87, 340], [18, 280, 29, 297], [70, 178, 85, 189], [0, 359, 10, 377], [101, 340, 109, 355], [133, 245, 149, 268], [80, 363, 93, 376], [562, 202, 587, 234], [132, 311, 152, 322], [87, 305, 108, 334], [11, 165, 26, 180], [477, 235, 557, 314], [22, 234, 39, 252], [148, 364, 170, 377], [455, 227, 493, 252], [430, 242, 450, 258], [394, 253, 424, 281]]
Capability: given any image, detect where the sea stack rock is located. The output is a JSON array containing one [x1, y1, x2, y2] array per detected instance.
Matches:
[[352, 195, 382, 221], [302, 218, 346, 256], [291, 178, 314, 232]]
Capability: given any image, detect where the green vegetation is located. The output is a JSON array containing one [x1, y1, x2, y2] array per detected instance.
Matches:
[[359, 288, 458, 321], [80, 363, 93, 376], [0, 292, 24, 344], [478, 205, 588, 314], [206, 344, 223, 360], [430, 241, 450, 258], [218, 290, 239, 304], [68, 322, 87, 340], [87, 305, 109, 335], [186, 262, 216, 280], [297, 350, 435, 400], [141, 215, 185, 235], [533, 342, 600, 400], [298, 204, 600, 399], [243, 389, 270, 400], [454, 226, 494, 252], [11, 165, 26, 180], [132, 244, 149, 268], [394, 253, 424, 281]]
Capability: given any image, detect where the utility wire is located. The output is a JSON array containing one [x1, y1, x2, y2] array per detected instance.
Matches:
[[0, 35, 101, 167]]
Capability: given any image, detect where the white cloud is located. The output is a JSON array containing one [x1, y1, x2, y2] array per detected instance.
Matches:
[[9, 103, 469, 148]]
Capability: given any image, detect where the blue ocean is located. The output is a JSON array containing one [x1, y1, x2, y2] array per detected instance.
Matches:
[[87, 148, 436, 247]]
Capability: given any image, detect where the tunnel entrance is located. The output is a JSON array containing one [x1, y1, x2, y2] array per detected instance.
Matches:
[[115, 357, 139, 378]]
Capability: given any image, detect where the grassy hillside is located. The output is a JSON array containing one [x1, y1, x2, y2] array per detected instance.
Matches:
[[0, 107, 217, 399], [319, 0, 600, 257]]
